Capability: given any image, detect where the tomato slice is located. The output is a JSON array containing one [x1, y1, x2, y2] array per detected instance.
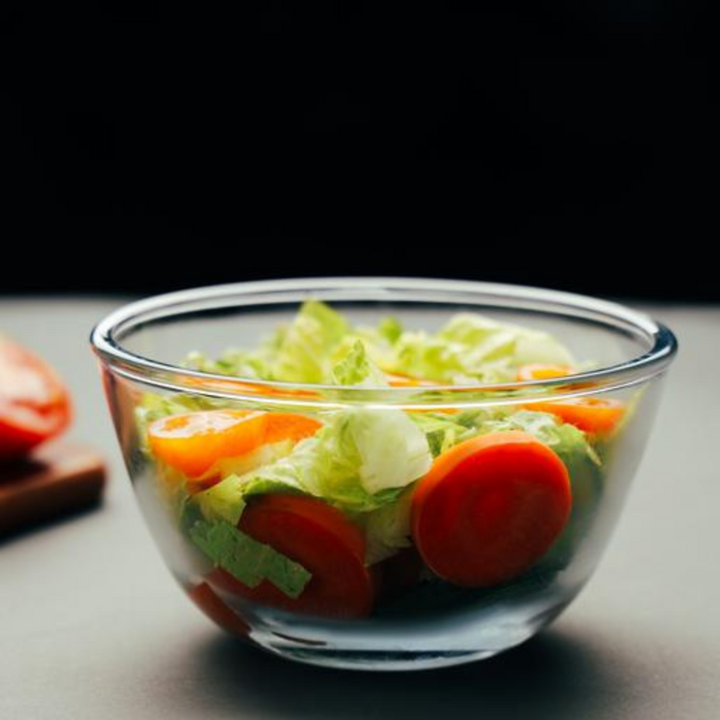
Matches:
[[187, 582, 250, 637], [0, 337, 72, 459], [411, 431, 572, 587], [148, 410, 321, 481], [209, 494, 374, 619]]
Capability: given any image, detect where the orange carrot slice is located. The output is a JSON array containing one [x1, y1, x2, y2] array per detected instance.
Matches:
[[516, 364, 573, 381], [524, 397, 625, 435], [385, 372, 436, 387], [148, 410, 321, 479], [411, 431, 572, 587]]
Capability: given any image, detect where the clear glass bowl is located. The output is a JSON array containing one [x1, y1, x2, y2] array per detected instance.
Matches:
[[90, 277, 678, 671]]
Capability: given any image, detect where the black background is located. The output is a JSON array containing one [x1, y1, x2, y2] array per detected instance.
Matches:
[[1, 5, 715, 299]]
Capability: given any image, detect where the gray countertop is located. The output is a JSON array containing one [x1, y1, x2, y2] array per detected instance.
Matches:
[[1, 297, 718, 719]]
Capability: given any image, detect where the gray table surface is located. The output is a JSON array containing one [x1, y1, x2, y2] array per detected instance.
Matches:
[[1, 296, 718, 720]]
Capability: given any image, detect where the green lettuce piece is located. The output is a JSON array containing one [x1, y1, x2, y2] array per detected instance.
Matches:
[[272, 299, 348, 383], [387, 312, 575, 383], [359, 486, 414, 565], [305, 407, 431, 499], [331, 340, 388, 387], [377, 316, 403, 344], [194, 476, 247, 526], [410, 408, 508, 457], [188, 518, 311, 598], [192, 463, 307, 526], [438, 313, 575, 367], [195, 407, 432, 517], [477, 410, 601, 468], [136, 391, 219, 424], [184, 349, 275, 380], [176, 302, 575, 388]]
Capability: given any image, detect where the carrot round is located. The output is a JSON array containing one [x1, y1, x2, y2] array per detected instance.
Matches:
[[517, 364, 573, 381], [385, 372, 436, 387], [411, 431, 572, 587], [148, 410, 321, 479], [524, 397, 625, 435], [187, 582, 250, 637], [210, 494, 374, 619]]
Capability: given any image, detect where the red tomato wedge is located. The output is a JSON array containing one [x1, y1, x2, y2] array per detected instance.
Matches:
[[524, 397, 625, 435], [209, 494, 374, 619], [147, 410, 321, 479], [0, 337, 72, 459], [187, 582, 250, 637], [411, 431, 572, 587]]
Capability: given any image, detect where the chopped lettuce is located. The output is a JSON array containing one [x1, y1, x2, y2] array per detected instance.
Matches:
[[272, 299, 348, 383], [136, 391, 219, 426], [389, 313, 575, 383], [377, 316, 403, 345], [410, 408, 507, 457], [188, 518, 311, 598], [184, 348, 275, 380], [359, 487, 415, 565], [331, 340, 388, 387], [477, 409, 601, 468], [176, 300, 576, 387], [192, 406, 432, 521], [192, 461, 307, 526], [294, 407, 431, 504]]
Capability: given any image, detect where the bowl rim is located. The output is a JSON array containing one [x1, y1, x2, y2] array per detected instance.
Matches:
[[89, 276, 678, 407]]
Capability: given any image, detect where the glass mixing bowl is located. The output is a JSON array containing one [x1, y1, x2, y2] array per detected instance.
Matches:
[[90, 277, 677, 671]]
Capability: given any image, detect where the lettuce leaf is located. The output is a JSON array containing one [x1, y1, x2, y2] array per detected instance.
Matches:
[[410, 408, 507, 457], [184, 348, 275, 380], [192, 405, 432, 520], [188, 518, 311, 598], [271, 299, 348, 383], [178, 301, 575, 387], [299, 408, 431, 502], [359, 486, 414, 565], [388, 313, 575, 383], [331, 340, 388, 387], [476, 410, 601, 468]]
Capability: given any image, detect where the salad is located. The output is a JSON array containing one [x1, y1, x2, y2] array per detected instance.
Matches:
[[136, 301, 626, 626]]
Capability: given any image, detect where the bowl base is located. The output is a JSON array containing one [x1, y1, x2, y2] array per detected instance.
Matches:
[[258, 644, 509, 671]]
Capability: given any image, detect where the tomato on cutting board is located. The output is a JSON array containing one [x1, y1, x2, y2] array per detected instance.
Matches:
[[0, 336, 73, 459]]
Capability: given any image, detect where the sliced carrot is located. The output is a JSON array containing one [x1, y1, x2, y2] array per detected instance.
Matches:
[[517, 364, 573, 381], [185, 375, 319, 399], [411, 431, 572, 587], [148, 410, 321, 480], [524, 397, 625, 435], [209, 494, 374, 619], [385, 372, 436, 387], [187, 582, 250, 637], [384, 372, 460, 415]]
